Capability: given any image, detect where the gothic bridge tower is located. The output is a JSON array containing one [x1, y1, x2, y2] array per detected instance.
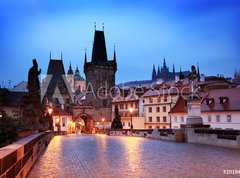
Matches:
[[84, 29, 117, 109]]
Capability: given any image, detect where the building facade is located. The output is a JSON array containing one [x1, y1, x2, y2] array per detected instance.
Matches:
[[170, 88, 240, 129], [142, 86, 179, 129], [111, 88, 145, 129]]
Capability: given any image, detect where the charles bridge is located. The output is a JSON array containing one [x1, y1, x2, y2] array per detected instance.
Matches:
[[0, 128, 240, 178]]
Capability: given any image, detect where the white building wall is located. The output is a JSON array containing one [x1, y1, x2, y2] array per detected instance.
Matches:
[[171, 112, 240, 130]]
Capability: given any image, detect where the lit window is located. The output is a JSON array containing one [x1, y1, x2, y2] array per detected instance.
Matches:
[[62, 117, 66, 127], [227, 115, 231, 122], [216, 115, 220, 122]]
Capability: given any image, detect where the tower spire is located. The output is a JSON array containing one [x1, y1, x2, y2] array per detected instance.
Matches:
[[84, 48, 87, 64], [173, 64, 175, 74], [179, 67, 184, 79], [163, 58, 166, 67], [113, 44, 116, 61], [197, 63, 200, 80], [102, 23, 104, 31], [152, 64, 157, 81], [157, 65, 160, 76], [94, 22, 96, 30]]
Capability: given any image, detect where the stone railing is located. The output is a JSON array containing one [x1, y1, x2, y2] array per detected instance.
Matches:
[[109, 129, 184, 142], [0, 131, 54, 178], [185, 128, 240, 149]]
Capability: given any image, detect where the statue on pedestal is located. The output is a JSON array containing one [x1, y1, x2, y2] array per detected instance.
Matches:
[[21, 59, 45, 131], [188, 65, 199, 99], [111, 106, 123, 129]]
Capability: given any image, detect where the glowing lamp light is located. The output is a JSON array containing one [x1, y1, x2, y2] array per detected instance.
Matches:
[[56, 118, 60, 123], [129, 107, 134, 114], [102, 118, 105, 122], [48, 108, 53, 115]]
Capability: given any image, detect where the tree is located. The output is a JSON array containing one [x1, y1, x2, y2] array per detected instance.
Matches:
[[0, 110, 19, 147]]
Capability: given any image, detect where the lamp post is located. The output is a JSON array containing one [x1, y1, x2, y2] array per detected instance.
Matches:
[[102, 118, 105, 134], [47, 107, 53, 130], [129, 107, 133, 129]]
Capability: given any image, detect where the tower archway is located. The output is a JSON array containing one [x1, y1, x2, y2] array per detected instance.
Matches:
[[75, 113, 94, 134]]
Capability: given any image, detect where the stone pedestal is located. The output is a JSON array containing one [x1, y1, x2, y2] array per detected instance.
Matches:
[[185, 96, 205, 128], [21, 98, 44, 131]]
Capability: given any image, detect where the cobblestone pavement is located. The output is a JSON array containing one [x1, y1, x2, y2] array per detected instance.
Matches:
[[28, 134, 240, 178]]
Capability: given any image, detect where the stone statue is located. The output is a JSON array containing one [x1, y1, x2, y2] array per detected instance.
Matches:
[[27, 59, 41, 98], [21, 58, 44, 131], [111, 106, 123, 129], [188, 65, 198, 98]]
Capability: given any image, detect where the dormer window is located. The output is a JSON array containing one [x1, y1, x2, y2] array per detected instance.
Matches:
[[219, 97, 229, 104], [206, 98, 214, 105]]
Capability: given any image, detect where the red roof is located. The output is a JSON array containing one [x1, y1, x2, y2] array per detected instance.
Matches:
[[170, 87, 240, 113]]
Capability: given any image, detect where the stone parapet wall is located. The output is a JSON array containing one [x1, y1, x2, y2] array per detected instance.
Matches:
[[0, 131, 54, 178], [185, 128, 240, 149], [109, 129, 185, 142]]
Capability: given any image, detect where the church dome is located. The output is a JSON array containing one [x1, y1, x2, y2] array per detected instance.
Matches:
[[74, 75, 85, 81]]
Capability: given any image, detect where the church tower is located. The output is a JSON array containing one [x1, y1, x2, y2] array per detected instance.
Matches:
[[84, 29, 117, 108], [67, 62, 74, 92]]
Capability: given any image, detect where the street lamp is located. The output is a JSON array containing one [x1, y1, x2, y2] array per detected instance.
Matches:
[[47, 107, 53, 130], [129, 107, 133, 129]]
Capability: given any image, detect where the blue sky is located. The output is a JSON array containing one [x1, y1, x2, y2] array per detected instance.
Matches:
[[0, 0, 240, 87]]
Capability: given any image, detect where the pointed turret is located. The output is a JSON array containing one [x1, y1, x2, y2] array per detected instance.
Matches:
[[163, 58, 166, 67], [67, 62, 73, 75], [113, 45, 116, 62], [84, 48, 87, 64], [75, 66, 79, 75], [157, 65, 160, 76], [179, 67, 184, 79], [173, 64, 175, 74], [152, 65, 157, 81], [91, 30, 108, 63], [197, 63, 200, 81]]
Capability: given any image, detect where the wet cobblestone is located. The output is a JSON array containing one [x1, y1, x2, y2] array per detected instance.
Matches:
[[28, 134, 240, 178]]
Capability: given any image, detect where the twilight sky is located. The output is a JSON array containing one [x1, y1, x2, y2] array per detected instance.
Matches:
[[0, 0, 240, 87]]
